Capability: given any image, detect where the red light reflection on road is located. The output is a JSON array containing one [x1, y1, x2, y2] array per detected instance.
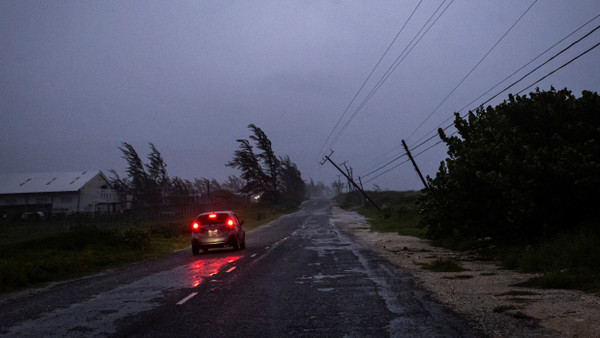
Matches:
[[188, 256, 241, 288]]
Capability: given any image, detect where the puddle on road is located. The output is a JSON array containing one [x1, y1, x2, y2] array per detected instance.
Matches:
[[2, 255, 241, 337]]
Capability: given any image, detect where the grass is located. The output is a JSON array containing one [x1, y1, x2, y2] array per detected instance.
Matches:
[[421, 258, 466, 272], [502, 230, 600, 293], [337, 190, 426, 237], [340, 190, 600, 294], [0, 202, 295, 294]]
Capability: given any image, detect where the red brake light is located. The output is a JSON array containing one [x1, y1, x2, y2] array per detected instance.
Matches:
[[192, 222, 200, 230], [208, 213, 217, 219], [226, 219, 234, 228]]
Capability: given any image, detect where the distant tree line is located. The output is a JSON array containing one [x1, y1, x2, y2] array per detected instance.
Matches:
[[110, 124, 307, 210], [419, 88, 600, 245]]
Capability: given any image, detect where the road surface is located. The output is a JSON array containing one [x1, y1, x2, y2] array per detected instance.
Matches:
[[0, 199, 479, 337]]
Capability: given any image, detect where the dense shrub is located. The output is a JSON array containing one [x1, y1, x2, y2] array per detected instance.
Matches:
[[113, 227, 151, 249], [419, 88, 600, 244]]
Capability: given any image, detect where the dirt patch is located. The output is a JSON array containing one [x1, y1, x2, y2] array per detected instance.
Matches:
[[333, 207, 600, 337]]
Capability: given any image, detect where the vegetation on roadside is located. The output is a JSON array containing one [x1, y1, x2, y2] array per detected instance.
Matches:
[[0, 202, 293, 294], [334, 190, 425, 238], [421, 258, 466, 272], [419, 88, 599, 247], [336, 87, 600, 293]]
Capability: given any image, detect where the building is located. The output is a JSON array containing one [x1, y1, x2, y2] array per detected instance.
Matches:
[[0, 170, 121, 218]]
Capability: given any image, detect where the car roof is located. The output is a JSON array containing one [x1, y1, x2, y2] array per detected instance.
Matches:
[[200, 210, 233, 214], [197, 211, 235, 216]]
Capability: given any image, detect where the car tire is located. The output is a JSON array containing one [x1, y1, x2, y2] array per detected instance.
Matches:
[[192, 241, 200, 255], [241, 238, 246, 249], [232, 237, 240, 250]]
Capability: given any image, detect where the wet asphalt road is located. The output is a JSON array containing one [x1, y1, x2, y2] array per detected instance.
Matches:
[[0, 199, 479, 337]]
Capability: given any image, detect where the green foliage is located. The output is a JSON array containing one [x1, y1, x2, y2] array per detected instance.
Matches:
[[279, 156, 306, 206], [227, 124, 306, 205], [422, 258, 466, 272], [114, 227, 151, 249], [0, 200, 296, 293], [504, 230, 600, 292], [419, 88, 600, 244], [337, 190, 425, 237]]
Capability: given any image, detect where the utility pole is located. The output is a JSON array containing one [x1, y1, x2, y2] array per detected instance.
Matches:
[[402, 140, 429, 189], [320, 150, 381, 211]]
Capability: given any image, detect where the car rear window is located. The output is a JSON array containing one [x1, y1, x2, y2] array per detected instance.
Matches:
[[197, 213, 230, 225]]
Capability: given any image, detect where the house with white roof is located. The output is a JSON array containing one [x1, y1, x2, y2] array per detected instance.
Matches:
[[0, 170, 121, 218]]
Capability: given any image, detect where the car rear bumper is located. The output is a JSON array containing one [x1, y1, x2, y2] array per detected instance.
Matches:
[[192, 232, 235, 247]]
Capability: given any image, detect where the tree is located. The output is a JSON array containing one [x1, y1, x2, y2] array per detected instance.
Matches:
[[227, 124, 306, 204], [249, 124, 280, 197], [146, 142, 168, 204], [226, 138, 269, 196], [112, 142, 171, 208], [222, 175, 244, 193], [118, 142, 149, 208], [279, 156, 305, 205], [419, 88, 600, 244]]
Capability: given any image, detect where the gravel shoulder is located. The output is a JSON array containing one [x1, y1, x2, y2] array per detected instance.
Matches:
[[333, 206, 600, 337]]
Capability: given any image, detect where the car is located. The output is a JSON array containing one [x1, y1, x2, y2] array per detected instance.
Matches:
[[191, 211, 246, 254]]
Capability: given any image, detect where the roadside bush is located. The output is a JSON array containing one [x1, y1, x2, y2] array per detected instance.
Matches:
[[113, 227, 151, 249], [504, 230, 600, 291], [422, 258, 466, 272], [419, 88, 600, 245]]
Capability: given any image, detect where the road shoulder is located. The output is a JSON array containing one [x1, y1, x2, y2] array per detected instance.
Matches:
[[332, 206, 600, 338]]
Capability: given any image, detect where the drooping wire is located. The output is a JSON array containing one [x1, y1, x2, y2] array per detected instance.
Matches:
[[318, 0, 423, 158], [330, 0, 453, 148], [362, 152, 407, 178], [364, 34, 600, 183], [517, 40, 600, 95], [406, 0, 538, 142], [412, 13, 600, 148]]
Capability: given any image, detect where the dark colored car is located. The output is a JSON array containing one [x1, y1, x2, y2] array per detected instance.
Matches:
[[191, 211, 245, 254]]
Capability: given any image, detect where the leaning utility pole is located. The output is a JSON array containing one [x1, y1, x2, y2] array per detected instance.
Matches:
[[320, 150, 381, 211], [402, 140, 429, 189]]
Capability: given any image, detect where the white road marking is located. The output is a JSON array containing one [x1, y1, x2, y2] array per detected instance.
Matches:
[[226, 267, 236, 273], [176, 292, 198, 305], [251, 253, 257, 258]]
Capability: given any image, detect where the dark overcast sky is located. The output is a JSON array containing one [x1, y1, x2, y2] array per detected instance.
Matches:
[[2, 1, 599, 191]]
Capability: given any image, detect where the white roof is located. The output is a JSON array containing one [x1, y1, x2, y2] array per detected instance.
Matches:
[[0, 170, 107, 194]]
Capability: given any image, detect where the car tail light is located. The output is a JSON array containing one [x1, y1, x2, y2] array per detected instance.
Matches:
[[192, 221, 200, 231], [226, 219, 234, 229], [208, 213, 217, 219]]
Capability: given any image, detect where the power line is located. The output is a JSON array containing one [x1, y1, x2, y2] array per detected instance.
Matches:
[[414, 40, 600, 156], [364, 158, 411, 184], [365, 34, 600, 183], [412, 13, 600, 147], [517, 40, 600, 95], [318, 0, 423, 157], [330, 0, 453, 147], [406, 0, 538, 142], [362, 152, 407, 178]]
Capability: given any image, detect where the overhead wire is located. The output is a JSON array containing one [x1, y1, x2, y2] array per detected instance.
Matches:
[[412, 13, 600, 147], [364, 25, 600, 184], [406, 0, 538, 142], [331, 0, 453, 148], [330, 3, 599, 186], [407, 37, 600, 156], [318, 0, 423, 158], [362, 152, 407, 178], [517, 40, 600, 95], [408, 37, 600, 155]]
